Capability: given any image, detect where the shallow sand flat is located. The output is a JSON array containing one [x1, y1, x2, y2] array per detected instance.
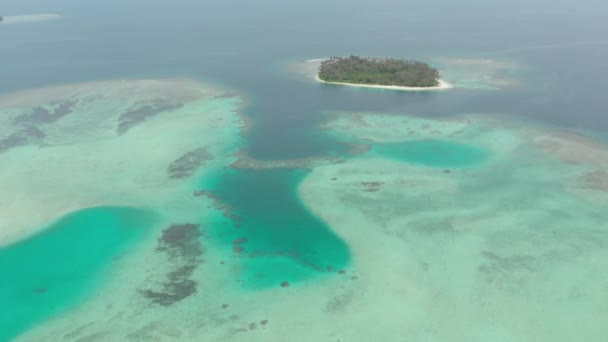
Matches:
[[296, 113, 608, 341], [13, 112, 608, 341], [0, 78, 244, 245], [26, 112, 607, 342], [322, 111, 527, 160], [7, 80, 608, 341]]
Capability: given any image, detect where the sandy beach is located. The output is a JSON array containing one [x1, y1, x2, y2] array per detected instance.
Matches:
[[315, 75, 453, 91]]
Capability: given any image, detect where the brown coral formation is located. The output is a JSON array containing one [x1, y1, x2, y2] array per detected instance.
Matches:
[[579, 170, 608, 192], [229, 149, 341, 170], [360, 181, 384, 192], [13, 98, 78, 124], [139, 224, 204, 306], [193, 190, 243, 226], [167, 147, 212, 179], [0, 126, 46, 153], [117, 102, 183, 134]]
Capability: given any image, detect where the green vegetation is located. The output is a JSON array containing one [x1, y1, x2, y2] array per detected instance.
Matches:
[[318, 56, 440, 87]]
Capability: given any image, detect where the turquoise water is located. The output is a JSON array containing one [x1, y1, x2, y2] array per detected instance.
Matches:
[[0, 206, 157, 341], [370, 139, 488, 168], [201, 169, 350, 289]]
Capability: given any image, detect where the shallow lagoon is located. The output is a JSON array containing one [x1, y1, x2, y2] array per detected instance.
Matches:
[[371, 139, 488, 168], [0, 206, 157, 342]]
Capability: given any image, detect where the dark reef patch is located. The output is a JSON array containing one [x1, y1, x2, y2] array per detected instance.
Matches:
[[156, 223, 203, 260], [347, 143, 372, 155], [324, 290, 354, 313], [140, 224, 204, 306], [126, 321, 183, 341], [580, 170, 608, 192], [194, 189, 243, 226], [167, 147, 212, 179], [478, 251, 536, 292], [360, 181, 384, 192], [72, 331, 110, 342], [63, 322, 95, 340], [233, 237, 248, 245], [32, 287, 48, 294], [13, 99, 78, 124], [0, 126, 46, 153], [141, 266, 198, 306], [117, 103, 183, 135]]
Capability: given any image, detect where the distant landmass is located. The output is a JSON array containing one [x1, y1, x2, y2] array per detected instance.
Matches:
[[318, 56, 441, 88], [0, 14, 62, 24]]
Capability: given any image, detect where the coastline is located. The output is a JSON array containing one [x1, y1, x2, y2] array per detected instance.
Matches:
[[315, 75, 453, 91], [0, 14, 62, 24]]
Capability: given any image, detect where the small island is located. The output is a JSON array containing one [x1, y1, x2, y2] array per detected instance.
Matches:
[[317, 56, 452, 91]]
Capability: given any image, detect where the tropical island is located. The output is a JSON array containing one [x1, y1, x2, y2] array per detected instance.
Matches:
[[317, 56, 452, 90]]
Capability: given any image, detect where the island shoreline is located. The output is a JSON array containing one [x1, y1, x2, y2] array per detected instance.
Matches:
[[315, 75, 453, 91]]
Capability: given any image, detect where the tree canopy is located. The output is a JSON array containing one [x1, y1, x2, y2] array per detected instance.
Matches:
[[318, 56, 440, 87]]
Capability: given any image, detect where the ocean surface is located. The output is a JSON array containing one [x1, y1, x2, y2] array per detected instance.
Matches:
[[1, 0, 608, 341]]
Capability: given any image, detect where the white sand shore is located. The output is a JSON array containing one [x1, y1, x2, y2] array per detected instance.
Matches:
[[316, 75, 453, 91]]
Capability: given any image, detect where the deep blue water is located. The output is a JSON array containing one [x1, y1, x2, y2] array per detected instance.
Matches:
[[200, 169, 350, 289], [1, 0, 608, 156]]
